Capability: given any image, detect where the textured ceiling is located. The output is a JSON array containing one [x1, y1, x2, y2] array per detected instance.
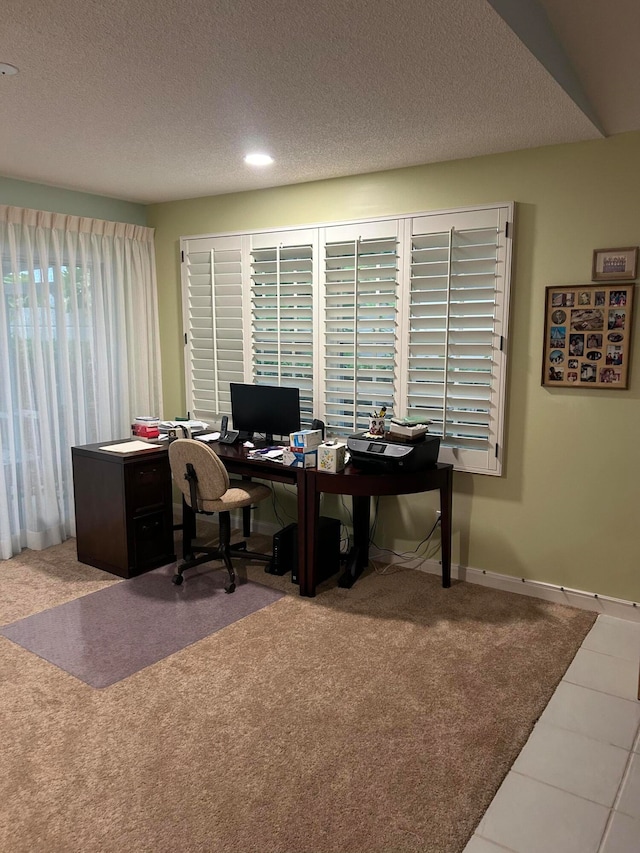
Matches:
[[0, 0, 636, 204]]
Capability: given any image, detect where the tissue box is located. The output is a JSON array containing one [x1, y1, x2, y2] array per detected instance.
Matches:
[[289, 429, 323, 450], [282, 448, 318, 468], [318, 442, 347, 473]]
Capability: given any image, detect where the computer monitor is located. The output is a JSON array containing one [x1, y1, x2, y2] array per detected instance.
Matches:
[[230, 383, 301, 445]]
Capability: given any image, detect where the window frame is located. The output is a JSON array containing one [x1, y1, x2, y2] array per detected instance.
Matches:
[[180, 201, 514, 475]]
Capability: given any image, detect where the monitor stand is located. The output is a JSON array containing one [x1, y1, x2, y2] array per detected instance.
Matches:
[[250, 433, 276, 448], [239, 431, 290, 448], [250, 433, 286, 449]]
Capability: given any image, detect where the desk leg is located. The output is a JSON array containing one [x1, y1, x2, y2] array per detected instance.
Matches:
[[440, 467, 453, 588], [299, 471, 317, 597], [338, 495, 370, 588]]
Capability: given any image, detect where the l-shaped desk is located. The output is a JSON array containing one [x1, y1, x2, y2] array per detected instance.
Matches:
[[72, 440, 453, 597]]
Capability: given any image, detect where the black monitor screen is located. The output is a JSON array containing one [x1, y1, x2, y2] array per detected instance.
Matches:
[[230, 383, 301, 443]]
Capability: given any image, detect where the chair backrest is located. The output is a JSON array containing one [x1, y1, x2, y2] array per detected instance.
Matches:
[[168, 439, 230, 510]]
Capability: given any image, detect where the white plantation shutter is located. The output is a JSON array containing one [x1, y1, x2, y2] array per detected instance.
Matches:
[[403, 206, 511, 474], [181, 235, 245, 422], [321, 222, 399, 433], [249, 230, 316, 424], [180, 202, 512, 475]]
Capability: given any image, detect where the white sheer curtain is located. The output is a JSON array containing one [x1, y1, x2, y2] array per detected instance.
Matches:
[[0, 205, 163, 559]]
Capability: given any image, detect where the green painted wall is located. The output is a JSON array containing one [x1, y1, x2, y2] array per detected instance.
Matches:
[[0, 176, 147, 225], [147, 131, 640, 602]]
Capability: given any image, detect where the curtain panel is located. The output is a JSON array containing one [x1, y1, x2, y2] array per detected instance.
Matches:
[[0, 205, 163, 559]]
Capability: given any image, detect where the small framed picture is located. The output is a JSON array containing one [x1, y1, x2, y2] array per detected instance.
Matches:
[[592, 247, 638, 282], [542, 283, 634, 388]]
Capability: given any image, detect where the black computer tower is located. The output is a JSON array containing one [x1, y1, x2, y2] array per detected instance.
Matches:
[[267, 522, 298, 576], [267, 517, 341, 584]]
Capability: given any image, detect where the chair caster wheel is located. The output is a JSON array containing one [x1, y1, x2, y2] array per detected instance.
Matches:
[[225, 583, 236, 594], [172, 574, 183, 585], [236, 542, 247, 551]]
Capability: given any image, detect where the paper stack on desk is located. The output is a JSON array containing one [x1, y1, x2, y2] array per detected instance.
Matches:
[[159, 419, 209, 432], [247, 447, 284, 462], [387, 417, 431, 442], [100, 440, 162, 453], [133, 416, 160, 439], [196, 432, 221, 443]]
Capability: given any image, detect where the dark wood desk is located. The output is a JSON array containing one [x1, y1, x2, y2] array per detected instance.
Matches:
[[303, 462, 453, 596], [72, 440, 308, 583], [73, 441, 453, 598]]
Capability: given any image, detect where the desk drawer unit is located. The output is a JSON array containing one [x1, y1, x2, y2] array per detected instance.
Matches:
[[132, 510, 170, 567], [128, 460, 168, 512], [72, 443, 175, 578]]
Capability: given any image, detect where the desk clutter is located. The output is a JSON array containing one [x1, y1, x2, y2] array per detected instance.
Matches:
[[132, 416, 210, 441], [247, 429, 348, 472], [159, 418, 209, 438], [125, 413, 437, 474], [386, 418, 431, 443], [132, 415, 160, 440], [245, 422, 440, 472]]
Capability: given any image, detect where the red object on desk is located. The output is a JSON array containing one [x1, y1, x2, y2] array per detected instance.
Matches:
[[132, 423, 160, 439]]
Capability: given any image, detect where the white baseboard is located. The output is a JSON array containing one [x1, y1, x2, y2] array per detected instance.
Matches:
[[174, 505, 639, 623], [370, 547, 640, 623]]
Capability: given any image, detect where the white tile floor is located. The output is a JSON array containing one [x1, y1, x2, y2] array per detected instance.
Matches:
[[464, 614, 640, 853]]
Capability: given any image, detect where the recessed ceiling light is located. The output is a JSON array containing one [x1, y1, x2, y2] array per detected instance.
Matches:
[[244, 153, 274, 167], [0, 63, 19, 76]]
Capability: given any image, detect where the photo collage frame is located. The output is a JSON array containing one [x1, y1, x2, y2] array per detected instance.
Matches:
[[542, 284, 634, 388]]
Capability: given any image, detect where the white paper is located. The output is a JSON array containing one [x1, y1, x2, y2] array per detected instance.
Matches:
[[100, 440, 162, 453], [196, 432, 221, 442], [160, 419, 209, 431]]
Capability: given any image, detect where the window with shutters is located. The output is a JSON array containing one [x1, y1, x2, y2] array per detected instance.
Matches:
[[402, 206, 511, 475], [249, 230, 316, 424], [320, 221, 400, 434], [180, 202, 512, 475], [181, 235, 245, 424]]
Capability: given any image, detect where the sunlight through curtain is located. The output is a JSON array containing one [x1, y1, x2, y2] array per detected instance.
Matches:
[[0, 205, 163, 559]]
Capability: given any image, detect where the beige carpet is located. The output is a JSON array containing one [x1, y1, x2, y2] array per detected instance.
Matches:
[[0, 539, 595, 853]]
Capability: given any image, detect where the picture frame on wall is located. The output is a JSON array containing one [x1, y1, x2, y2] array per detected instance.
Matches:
[[542, 284, 634, 388], [591, 246, 638, 282]]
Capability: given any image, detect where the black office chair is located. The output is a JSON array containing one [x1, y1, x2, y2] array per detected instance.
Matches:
[[168, 439, 272, 592]]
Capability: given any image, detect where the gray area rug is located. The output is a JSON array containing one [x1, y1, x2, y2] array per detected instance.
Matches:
[[1, 565, 283, 688]]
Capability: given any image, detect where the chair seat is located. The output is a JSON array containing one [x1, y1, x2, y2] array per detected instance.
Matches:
[[198, 481, 271, 513]]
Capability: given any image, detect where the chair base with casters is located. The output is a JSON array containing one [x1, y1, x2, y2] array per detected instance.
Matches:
[[169, 440, 273, 593], [174, 496, 272, 592]]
